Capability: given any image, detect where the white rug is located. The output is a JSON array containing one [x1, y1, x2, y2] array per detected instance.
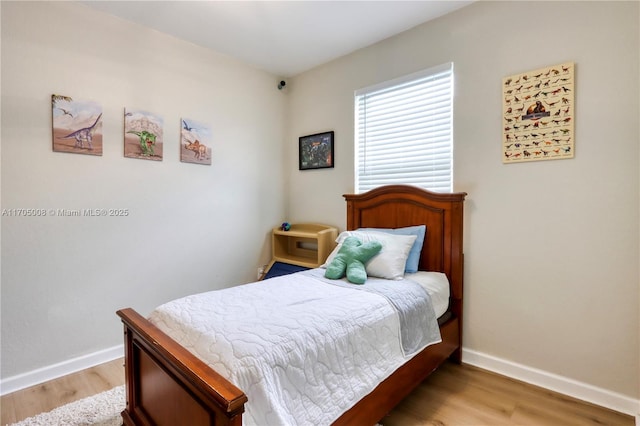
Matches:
[[10, 385, 125, 426]]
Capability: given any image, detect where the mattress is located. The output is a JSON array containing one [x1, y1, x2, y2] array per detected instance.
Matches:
[[406, 271, 451, 318], [148, 270, 444, 425]]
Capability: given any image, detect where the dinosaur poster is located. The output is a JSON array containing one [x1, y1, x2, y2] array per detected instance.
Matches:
[[180, 118, 212, 165], [124, 108, 164, 161], [51, 94, 103, 156], [502, 62, 575, 163]]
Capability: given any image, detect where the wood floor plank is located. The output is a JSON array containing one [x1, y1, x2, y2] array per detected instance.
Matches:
[[1, 359, 633, 426]]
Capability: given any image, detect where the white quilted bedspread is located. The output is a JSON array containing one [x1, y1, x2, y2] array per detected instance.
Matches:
[[148, 271, 431, 425]]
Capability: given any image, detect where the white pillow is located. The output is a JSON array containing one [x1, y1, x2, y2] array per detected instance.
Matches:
[[323, 230, 417, 280]]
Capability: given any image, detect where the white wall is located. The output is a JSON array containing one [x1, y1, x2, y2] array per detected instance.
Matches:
[[287, 0, 639, 405], [1, 2, 286, 380]]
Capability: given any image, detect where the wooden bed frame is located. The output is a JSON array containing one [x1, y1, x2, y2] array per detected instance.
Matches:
[[117, 185, 466, 425]]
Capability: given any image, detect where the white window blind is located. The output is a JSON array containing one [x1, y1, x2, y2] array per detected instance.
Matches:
[[355, 63, 453, 193]]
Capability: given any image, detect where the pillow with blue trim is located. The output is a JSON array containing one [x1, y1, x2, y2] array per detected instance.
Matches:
[[358, 225, 426, 273], [323, 230, 416, 280]]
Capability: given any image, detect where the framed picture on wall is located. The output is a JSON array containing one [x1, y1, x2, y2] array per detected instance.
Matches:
[[180, 118, 212, 165], [124, 108, 164, 161], [51, 94, 103, 156], [299, 131, 334, 170]]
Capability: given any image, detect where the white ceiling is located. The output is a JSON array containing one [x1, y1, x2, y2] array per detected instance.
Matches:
[[80, 1, 473, 77]]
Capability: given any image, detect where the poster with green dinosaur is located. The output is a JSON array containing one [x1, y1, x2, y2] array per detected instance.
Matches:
[[124, 108, 163, 161], [51, 94, 103, 156]]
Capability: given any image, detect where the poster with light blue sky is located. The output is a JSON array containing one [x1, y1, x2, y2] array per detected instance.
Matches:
[[51, 94, 103, 156], [180, 118, 212, 165]]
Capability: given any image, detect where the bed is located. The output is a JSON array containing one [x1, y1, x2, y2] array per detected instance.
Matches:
[[117, 184, 466, 425]]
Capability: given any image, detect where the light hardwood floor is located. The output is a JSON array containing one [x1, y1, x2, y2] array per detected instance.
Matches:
[[381, 362, 633, 426], [1, 360, 633, 425], [1, 358, 125, 424]]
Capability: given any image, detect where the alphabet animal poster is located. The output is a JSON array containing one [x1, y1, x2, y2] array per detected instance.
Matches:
[[51, 94, 103, 156], [124, 108, 164, 161], [502, 62, 574, 163], [180, 118, 212, 165]]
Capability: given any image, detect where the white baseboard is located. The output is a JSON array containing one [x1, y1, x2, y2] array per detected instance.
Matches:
[[462, 348, 640, 418], [0, 345, 123, 396]]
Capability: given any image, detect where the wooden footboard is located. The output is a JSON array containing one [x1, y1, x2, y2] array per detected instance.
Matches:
[[117, 308, 247, 426]]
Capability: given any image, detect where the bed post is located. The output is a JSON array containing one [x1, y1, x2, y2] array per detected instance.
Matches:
[[448, 197, 465, 364]]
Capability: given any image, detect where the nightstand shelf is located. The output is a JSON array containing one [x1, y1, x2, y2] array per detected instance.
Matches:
[[262, 223, 338, 279]]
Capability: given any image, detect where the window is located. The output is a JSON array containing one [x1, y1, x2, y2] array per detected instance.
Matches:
[[355, 63, 453, 193]]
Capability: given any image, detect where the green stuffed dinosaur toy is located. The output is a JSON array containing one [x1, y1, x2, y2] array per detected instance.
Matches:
[[324, 236, 382, 284]]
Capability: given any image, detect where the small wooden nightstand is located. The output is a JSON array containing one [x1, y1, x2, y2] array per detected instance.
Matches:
[[261, 223, 338, 280]]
